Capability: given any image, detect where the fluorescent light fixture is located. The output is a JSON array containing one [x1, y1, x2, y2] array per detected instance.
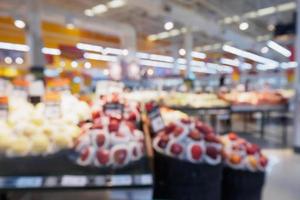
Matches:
[[92, 4, 108, 14], [244, 11, 257, 19], [15, 57, 24, 64], [84, 9, 94, 17], [257, 6, 276, 16], [104, 47, 124, 55], [267, 40, 291, 57], [76, 42, 103, 53], [103, 69, 109, 76], [177, 58, 186, 64], [42, 47, 61, 55], [149, 54, 174, 62], [71, 61, 78, 68], [222, 45, 279, 66], [139, 59, 173, 68], [148, 35, 158, 41], [220, 58, 240, 66], [66, 23, 75, 29], [239, 22, 249, 31], [281, 61, 297, 69], [191, 51, 206, 59], [164, 22, 174, 31], [147, 68, 154, 76], [14, 19, 26, 29], [157, 32, 169, 39], [261, 46, 269, 54], [107, 0, 126, 8], [4, 57, 12, 64], [241, 63, 252, 70], [179, 49, 186, 56], [136, 52, 150, 59], [256, 64, 278, 71], [84, 62, 92, 69], [84, 52, 118, 62], [169, 29, 180, 36], [0, 42, 29, 52], [191, 60, 205, 67], [277, 2, 296, 12]]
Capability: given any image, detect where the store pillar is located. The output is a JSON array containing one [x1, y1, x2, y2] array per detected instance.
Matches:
[[294, 0, 300, 153], [26, 0, 45, 79], [184, 28, 193, 79]]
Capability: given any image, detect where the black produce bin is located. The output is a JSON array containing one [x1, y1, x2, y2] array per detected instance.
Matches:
[[222, 167, 265, 200], [153, 151, 223, 200]]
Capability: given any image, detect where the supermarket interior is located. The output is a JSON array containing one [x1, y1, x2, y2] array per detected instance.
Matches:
[[0, 0, 299, 199]]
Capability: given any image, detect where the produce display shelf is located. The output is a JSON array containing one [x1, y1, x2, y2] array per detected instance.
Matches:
[[0, 152, 152, 192]]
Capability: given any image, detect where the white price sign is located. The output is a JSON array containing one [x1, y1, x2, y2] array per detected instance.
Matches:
[[109, 175, 132, 186], [61, 176, 88, 187], [16, 177, 43, 188]]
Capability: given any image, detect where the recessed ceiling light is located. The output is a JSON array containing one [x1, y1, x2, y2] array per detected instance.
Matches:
[[4, 57, 12, 64], [239, 22, 249, 31], [71, 61, 78, 68], [179, 48, 186, 56], [164, 22, 174, 31], [14, 19, 26, 29], [84, 62, 92, 69], [66, 23, 75, 29], [15, 57, 24, 64], [261, 46, 269, 54]]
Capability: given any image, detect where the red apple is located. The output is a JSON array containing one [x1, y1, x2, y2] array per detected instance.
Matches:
[[165, 123, 176, 134], [206, 146, 219, 159], [181, 118, 191, 124], [229, 153, 242, 164], [170, 143, 183, 155], [228, 132, 238, 141], [246, 144, 258, 155], [145, 102, 154, 112], [205, 134, 220, 143], [114, 149, 128, 165], [196, 123, 213, 135], [92, 118, 103, 129], [92, 111, 101, 120], [191, 145, 202, 160], [174, 126, 184, 137], [259, 155, 268, 167], [157, 135, 169, 149], [188, 130, 202, 141], [108, 118, 120, 132], [127, 112, 137, 121], [96, 133, 106, 147], [96, 148, 110, 165], [80, 147, 90, 161]]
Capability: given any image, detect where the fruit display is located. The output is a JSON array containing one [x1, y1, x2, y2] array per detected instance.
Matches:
[[0, 94, 90, 157], [220, 91, 286, 105], [161, 92, 229, 108], [221, 133, 267, 200], [153, 117, 223, 165], [73, 94, 145, 168], [221, 133, 268, 172]]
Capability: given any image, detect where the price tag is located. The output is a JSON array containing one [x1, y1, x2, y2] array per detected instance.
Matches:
[[61, 176, 88, 187], [15, 177, 43, 188], [44, 92, 61, 119], [109, 175, 132, 186], [103, 103, 124, 117], [133, 174, 153, 185], [43, 177, 59, 187], [0, 96, 8, 120], [148, 106, 165, 133]]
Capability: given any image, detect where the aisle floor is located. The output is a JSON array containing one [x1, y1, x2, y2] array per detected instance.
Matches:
[[7, 148, 300, 200]]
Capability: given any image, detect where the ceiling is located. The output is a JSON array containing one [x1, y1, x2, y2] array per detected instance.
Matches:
[[0, 0, 296, 62]]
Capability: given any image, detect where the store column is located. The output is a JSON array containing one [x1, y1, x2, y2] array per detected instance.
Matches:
[[184, 28, 193, 79], [26, 0, 45, 79], [294, 0, 300, 153]]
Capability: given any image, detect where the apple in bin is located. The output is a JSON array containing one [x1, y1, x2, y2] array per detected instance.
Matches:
[[188, 130, 202, 141], [145, 102, 154, 112], [228, 132, 238, 141], [108, 118, 120, 132], [206, 146, 219, 160], [96, 148, 110, 165], [259, 155, 268, 168], [246, 144, 259, 155], [92, 111, 101, 120], [92, 117, 103, 129], [181, 118, 191, 124], [170, 143, 183, 156], [96, 133, 106, 147], [205, 134, 220, 144], [229, 153, 242, 165], [191, 145, 202, 160], [165, 123, 176, 134], [127, 112, 137, 121], [174, 126, 184, 137], [195, 122, 213, 135], [80, 147, 92, 162], [113, 149, 128, 165], [157, 134, 169, 149]]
